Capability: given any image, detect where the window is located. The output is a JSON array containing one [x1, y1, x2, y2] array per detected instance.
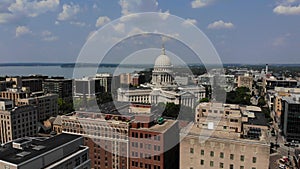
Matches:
[[220, 152, 224, 158], [230, 164, 234, 169], [240, 155, 244, 161], [201, 149, 204, 155], [230, 154, 234, 160], [200, 160, 204, 165], [219, 163, 224, 168], [252, 157, 257, 163], [190, 148, 194, 154], [210, 151, 214, 157], [210, 161, 214, 167], [240, 166, 244, 169]]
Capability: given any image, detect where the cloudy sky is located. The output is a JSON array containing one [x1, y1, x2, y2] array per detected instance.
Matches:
[[0, 0, 300, 64]]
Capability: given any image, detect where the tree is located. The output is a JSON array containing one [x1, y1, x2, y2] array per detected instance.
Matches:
[[199, 98, 209, 103], [57, 98, 74, 115], [226, 87, 251, 105], [258, 97, 266, 107]]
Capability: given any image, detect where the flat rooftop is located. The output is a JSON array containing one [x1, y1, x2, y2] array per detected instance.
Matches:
[[181, 123, 268, 144], [246, 112, 268, 126], [0, 133, 81, 165], [133, 119, 177, 133]]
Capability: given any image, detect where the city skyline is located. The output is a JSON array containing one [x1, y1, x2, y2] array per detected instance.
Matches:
[[0, 0, 299, 64]]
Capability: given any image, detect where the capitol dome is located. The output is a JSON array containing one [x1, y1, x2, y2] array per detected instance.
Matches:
[[154, 46, 172, 67]]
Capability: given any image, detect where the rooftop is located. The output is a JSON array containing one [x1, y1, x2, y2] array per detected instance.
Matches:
[[132, 119, 177, 133], [0, 133, 81, 165]]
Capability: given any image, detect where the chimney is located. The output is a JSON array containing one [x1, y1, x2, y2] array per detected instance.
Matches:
[[265, 64, 268, 75]]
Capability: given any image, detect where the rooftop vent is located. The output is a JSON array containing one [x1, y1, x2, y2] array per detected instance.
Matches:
[[12, 138, 32, 150], [32, 145, 45, 151], [16, 151, 31, 157]]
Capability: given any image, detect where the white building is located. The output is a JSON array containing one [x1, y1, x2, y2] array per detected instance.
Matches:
[[117, 46, 206, 108]]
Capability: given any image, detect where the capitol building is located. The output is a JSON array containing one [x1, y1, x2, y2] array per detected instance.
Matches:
[[117, 47, 206, 108]]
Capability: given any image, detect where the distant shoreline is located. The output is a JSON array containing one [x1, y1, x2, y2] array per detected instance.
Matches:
[[0, 63, 300, 67]]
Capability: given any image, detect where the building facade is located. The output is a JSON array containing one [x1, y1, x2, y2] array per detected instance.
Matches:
[[180, 102, 270, 169], [0, 104, 37, 144], [61, 112, 131, 169], [0, 133, 90, 169], [281, 95, 300, 142]]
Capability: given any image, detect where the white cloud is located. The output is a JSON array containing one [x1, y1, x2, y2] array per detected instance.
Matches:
[[207, 20, 234, 30], [113, 23, 125, 33], [41, 30, 58, 41], [191, 0, 212, 8], [57, 3, 80, 21], [272, 33, 291, 46], [119, 0, 158, 16], [95, 16, 110, 28], [158, 10, 170, 20], [0, 0, 60, 24], [182, 18, 197, 26], [92, 4, 98, 9], [273, 5, 300, 15], [15, 26, 32, 37], [70, 21, 87, 27]]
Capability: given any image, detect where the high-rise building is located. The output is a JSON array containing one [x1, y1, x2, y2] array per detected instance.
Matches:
[[21, 78, 43, 92], [129, 114, 179, 169], [18, 93, 58, 121], [0, 88, 30, 105], [95, 73, 113, 93], [61, 112, 131, 169], [43, 77, 73, 102], [0, 133, 90, 169], [281, 95, 300, 142], [237, 75, 253, 90], [180, 102, 270, 169], [0, 103, 37, 144], [73, 77, 102, 99]]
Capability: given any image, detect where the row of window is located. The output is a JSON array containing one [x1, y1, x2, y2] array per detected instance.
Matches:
[[197, 160, 257, 169], [131, 161, 161, 169], [131, 132, 161, 140], [191, 148, 256, 163], [131, 142, 161, 151]]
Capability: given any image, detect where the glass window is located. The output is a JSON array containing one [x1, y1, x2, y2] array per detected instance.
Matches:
[[230, 154, 234, 160], [201, 149, 204, 155], [240, 155, 244, 161], [252, 157, 257, 163], [190, 148, 194, 154], [210, 151, 214, 157], [220, 163, 224, 168], [210, 161, 214, 167], [200, 160, 204, 165], [220, 152, 224, 158]]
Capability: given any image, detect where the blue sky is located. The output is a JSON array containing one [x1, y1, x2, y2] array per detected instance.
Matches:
[[0, 0, 300, 64]]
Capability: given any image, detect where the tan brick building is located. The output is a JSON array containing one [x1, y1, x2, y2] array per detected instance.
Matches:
[[0, 103, 37, 144], [180, 102, 270, 169]]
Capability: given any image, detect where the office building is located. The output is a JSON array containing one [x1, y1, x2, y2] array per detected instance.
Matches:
[[281, 95, 300, 142], [61, 112, 131, 169], [0, 133, 90, 169], [0, 103, 37, 144], [18, 93, 58, 121], [129, 114, 179, 169], [180, 102, 270, 169], [43, 77, 73, 102], [237, 75, 253, 90]]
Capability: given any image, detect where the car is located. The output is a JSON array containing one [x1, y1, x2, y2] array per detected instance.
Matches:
[[279, 164, 286, 169]]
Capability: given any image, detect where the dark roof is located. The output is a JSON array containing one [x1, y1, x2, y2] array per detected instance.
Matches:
[[0, 133, 81, 165], [246, 112, 268, 126]]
